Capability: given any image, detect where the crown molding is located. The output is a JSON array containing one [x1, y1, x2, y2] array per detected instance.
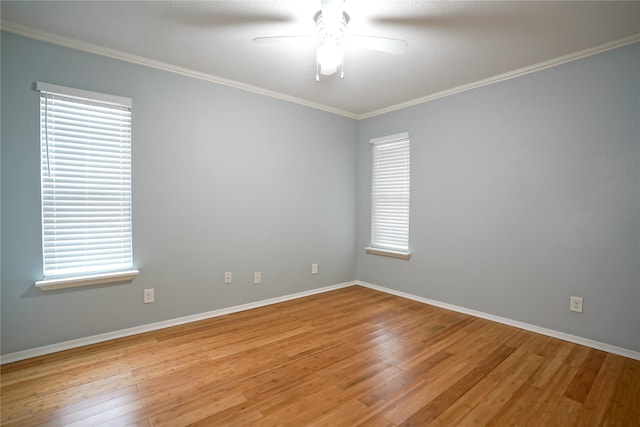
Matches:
[[358, 33, 640, 120], [0, 21, 358, 120], [1, 21, 639, 121]]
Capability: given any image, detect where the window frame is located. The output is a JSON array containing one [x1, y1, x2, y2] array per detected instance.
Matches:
[[366, 132, 411, 260], [35, 82, 138, 290]]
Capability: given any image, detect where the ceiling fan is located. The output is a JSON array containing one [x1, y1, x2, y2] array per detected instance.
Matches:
[[253, 0, 408, 81]]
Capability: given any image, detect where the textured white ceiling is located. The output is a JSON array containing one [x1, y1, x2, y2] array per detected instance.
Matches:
[[2, 1, 640, 117]]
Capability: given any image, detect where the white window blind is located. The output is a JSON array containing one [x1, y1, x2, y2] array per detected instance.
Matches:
[[370, 132, 410, 253], [38, 82, 134, 279]]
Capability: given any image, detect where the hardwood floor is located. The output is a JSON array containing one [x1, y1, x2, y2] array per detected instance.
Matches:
[[1, 286, 639, 426]]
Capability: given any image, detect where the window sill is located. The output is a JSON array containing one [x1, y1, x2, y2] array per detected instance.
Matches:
[[366, 247, 411, 260], [35, 270, 139, 291]]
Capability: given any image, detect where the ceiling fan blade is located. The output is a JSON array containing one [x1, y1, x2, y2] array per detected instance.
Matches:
[[253, 35, 313, 44], [350, 35, 408, 54]]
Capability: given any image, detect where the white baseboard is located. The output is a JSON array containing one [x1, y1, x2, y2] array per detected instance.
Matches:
[[3, 280, 638, 364], [0, 281, 355, 364], [355, 281, 640, 361]]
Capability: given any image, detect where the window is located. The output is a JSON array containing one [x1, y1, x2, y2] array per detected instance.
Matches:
[[35, 82, 138, 290], [367, 132, 411, 259]]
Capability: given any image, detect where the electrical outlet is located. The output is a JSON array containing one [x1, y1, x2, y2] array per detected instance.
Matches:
[[224, 272, 232, 284], [312, 263, 318, 275], [254, 272, 262, 285], [144, 288, 155, 304], [570, 296, 583, 313]]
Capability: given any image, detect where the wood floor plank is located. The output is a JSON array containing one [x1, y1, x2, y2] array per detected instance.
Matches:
[[308, 399, 373, 426], [529, 340, 574, 388], [357, 350, 454, 408], [572, 353, 627, 427], [393, 344, 516, 426], [253, 382, 344, 425], [5, 371, 140, 420], [380, 356, 476, 424], [66, 398, 146, 427], [188, 405, 264, 427], [514, 360, 580, 426], [565, 348, 608, 403], [602, 358, 640, 426], [149, 390, 247, 427], [484, 380, 541, 426], [32, 387, 142, 427], [2, 285, 639, 426], [429, 350, 544, 426]]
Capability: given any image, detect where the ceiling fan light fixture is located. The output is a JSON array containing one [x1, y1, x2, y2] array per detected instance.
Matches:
[[254, 0, 407, 81], [317, 39, 344, 75]]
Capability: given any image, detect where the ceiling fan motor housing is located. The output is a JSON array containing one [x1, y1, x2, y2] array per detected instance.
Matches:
[[314, 10, 350, 41]]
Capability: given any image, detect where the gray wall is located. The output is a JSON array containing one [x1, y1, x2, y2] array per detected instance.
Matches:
[[357, 43, 640, 352], [1, 33, 358, 354], [2, 31, 639, 356]]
